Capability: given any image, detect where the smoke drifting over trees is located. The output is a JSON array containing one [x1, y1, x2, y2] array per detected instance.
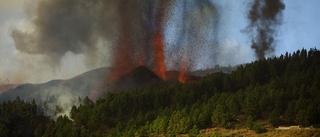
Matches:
[[246, 0, 285, 59]]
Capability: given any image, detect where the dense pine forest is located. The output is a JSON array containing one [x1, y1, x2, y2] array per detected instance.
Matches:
[[0, 48, 320, 136]]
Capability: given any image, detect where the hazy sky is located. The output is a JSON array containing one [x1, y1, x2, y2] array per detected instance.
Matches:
[[0, 0, 319, 83]]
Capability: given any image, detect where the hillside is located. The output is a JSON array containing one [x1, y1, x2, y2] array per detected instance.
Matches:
[[0, 65, 203, 104], [0, 48, 319, 136], [0, 67, 112, 103]]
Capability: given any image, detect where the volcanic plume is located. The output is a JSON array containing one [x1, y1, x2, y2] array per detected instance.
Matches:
[[246, 0, 285, 59], [6, 0, 219, 101], [10, 0, 219, 83]]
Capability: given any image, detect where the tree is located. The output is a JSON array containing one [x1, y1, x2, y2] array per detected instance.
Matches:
[[252, 123, 267, 134], [243, 90, 260, 119], [0, 123, 8, 137], [167, 110, 191, 134], [268, 109, 282, 127], [31, 99, 37, 115], [151, 116, 168, 134], [188, 125, 200, 137], [211, 105, 233, 128], [246, 115, 254, 129], [70, 105, 78, 120], [34, 123, 46, 137], [294, 109, 309, 127], [54, 105, 63, 116], [284, 102, 295, 124]]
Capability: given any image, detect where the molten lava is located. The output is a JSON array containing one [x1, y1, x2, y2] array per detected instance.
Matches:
[[154, 30, 167, 80], [178, 69, 187, 83], [178, 59, 188, 83], [153, 1, 167, 80]]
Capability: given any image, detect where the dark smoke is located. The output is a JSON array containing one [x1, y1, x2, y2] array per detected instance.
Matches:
[[246, 0, 285, 59], [11, 0, 101, 66], [11, 0, 219, 73], [11, 0, 158, 68]]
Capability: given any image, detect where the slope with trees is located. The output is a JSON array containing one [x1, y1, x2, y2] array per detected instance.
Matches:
[[0, 48, 319, 136]]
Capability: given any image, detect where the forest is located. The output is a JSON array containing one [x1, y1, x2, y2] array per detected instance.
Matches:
[[0, 48, 319, 136]]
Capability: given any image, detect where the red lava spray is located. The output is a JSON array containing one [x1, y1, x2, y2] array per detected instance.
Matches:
[[154, 30, 167, 80], [154, 1, 167, 80]]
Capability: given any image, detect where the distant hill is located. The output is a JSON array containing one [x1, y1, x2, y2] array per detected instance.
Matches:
[[0, 65, 207, 103], [0, 67, 112, 103]]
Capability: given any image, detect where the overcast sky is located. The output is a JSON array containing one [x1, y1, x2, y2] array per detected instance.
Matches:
[[0, 0, 319, 83]]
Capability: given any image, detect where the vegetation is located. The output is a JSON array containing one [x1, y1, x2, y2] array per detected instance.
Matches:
[[0, 48, 319, 136]]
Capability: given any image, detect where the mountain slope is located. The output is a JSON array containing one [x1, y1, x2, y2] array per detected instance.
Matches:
[[0, 66, 169, 102], [109, 66, 166, 91], [0, 67, 112, 102]]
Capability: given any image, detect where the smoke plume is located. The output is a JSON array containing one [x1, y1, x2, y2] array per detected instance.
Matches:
[[11, 0, 219, 80], [11, 0, 101, 67], [246, 0, 285, 59]]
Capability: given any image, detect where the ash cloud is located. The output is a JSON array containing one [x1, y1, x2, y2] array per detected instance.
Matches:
[[11, 0, 220, 73], [245, 0, 285, 59], [11, 0, 109, 67], [10, 0, 170, 75]]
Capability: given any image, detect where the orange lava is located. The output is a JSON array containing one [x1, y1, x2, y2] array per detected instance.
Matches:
[[178, 59, 188, 83], [153, 1, 167, 81], [178, 70, 187, 83], [154, 30, 167, 80]]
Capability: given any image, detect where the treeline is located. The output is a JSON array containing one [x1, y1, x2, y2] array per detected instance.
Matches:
[[0, 48, 319, 136], [0, 97, 49, 136]]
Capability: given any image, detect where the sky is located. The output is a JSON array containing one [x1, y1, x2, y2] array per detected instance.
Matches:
[[0, 0, 319, 84]]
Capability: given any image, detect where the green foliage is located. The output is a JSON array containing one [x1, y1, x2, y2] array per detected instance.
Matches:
[[0, 97, 48, 137], [188, 125, 200, 137], [0, 123, 8, 137], [54, 105, 63, 116], [251, 123, 267, 134], [246, 115, 254, 129], [210, 132, 222, 137], [34, 123, 46, 137], [211, 105, 233, 128], [167, 110, 191, 134], [294, 109, 309, 127], [268, 109, 282, 127]]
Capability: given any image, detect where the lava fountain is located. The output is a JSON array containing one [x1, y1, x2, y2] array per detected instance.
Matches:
[[153, 1, 168, 80]]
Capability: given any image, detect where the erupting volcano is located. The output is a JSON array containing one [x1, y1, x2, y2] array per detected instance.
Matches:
[[104, 0, 219, 82], [9, 0, 287, 99], [101, 0, 171, 82], [10, 0, 221, 85]]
